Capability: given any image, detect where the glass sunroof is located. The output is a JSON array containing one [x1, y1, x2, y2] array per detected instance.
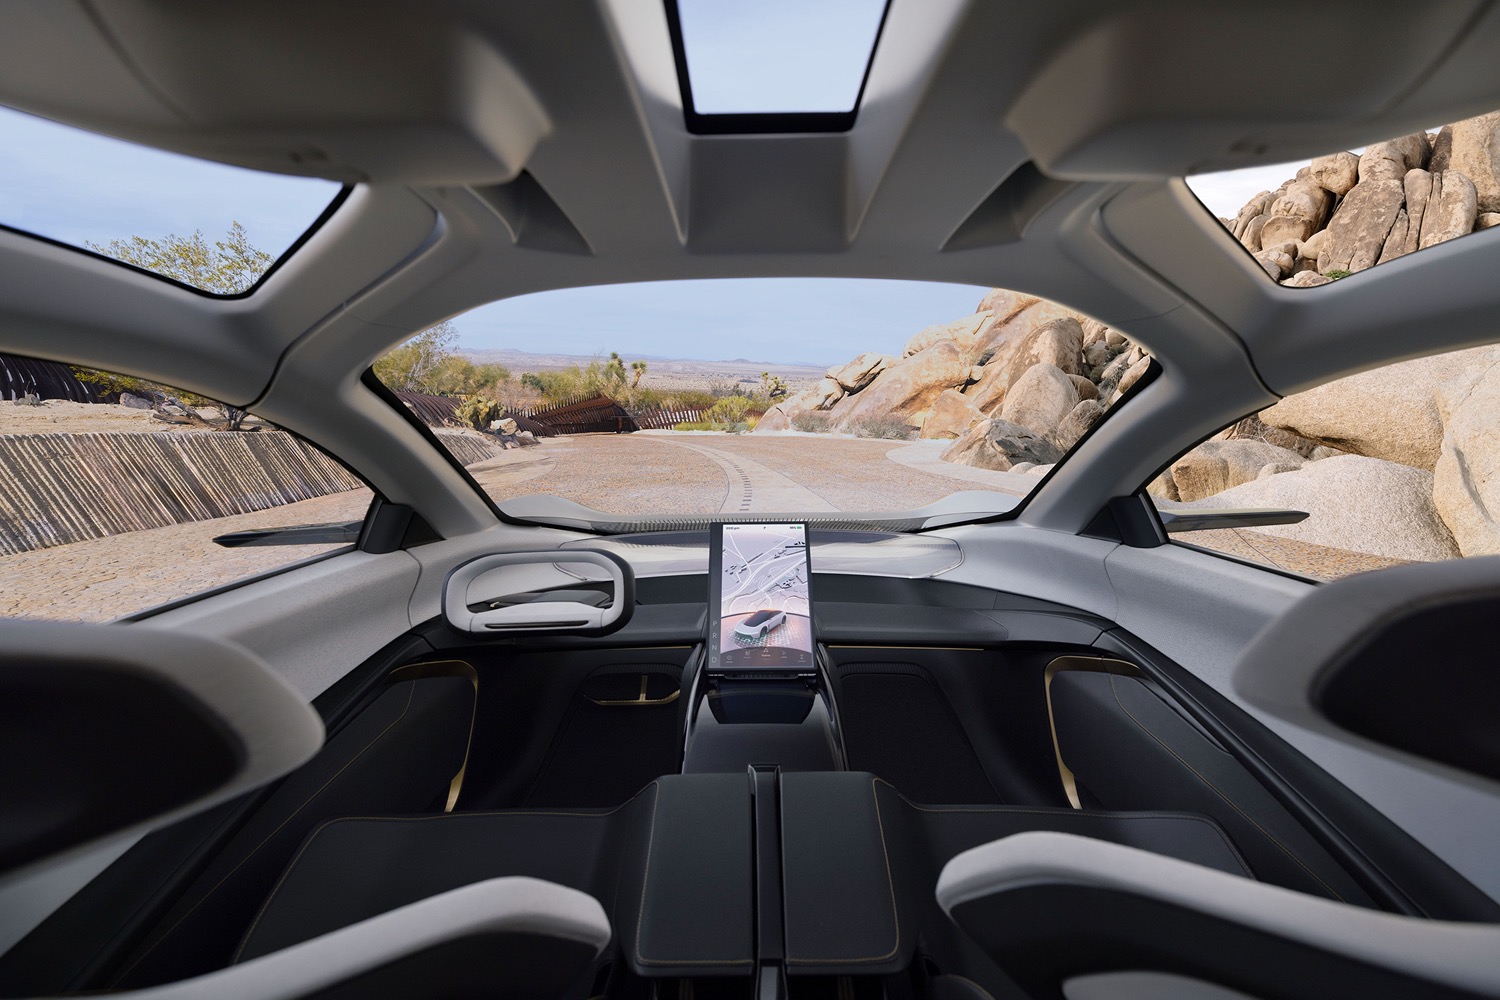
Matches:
[[1186, 108, 1500, 288], [0, 105, 344, 295], [673, 0, 887, 123]]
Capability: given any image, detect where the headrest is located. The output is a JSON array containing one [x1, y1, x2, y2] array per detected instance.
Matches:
[[0, 618, 323, 883], [1233, 556, 1500, 788]]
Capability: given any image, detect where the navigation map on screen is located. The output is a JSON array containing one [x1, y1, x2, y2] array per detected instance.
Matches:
[[709, 522, 815, 671]]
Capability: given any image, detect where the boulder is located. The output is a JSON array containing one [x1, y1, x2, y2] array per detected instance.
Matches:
[[1082, 340, 1112, 370], [1299, 230, 1327, 261], [1051, 398, 1104, 451], [1177, 455, 1459, 563], [754, 405, 791, 432], [826, 352, 896, 392], [919, 388, 984, 440], [967, 317, 1086, 414], [999, 364, 1079, 437], [975, 288, 1040, 319], [1318, 178, 1406, 274], [1259, 345, 1499, 469], [1476, 212, 1500, 230], [1068, 374, 1099, 400], [1169, 439, 1306, 502], [1253, 248, 1293, 279], [1418, 170, 1477, 249], [831, 341, 970, 430], [1260, 182, 1333, 244], [1147, 471, 1179, 502], [1240, 214, 1269, 251], [1307, 151, 1359, 196], [1230, 191, 1276, 240], [903, 312, 996, 358], [1434, 111, 1500, 213], [812, 377, 844, 410], [972, 299, 1081, 360], [1434, 361, 1500, 555], [940, 417, 1063, 472], [1080, 318, 1109, 347], [1377, 207, 1411, 264], [1283, 270, 1333, 287], [1115, 355, 1152, 396], [1357, 133, 1429, 183]]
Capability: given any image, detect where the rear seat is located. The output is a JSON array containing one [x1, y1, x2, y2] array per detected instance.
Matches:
[[229, 770, 1253, 986]]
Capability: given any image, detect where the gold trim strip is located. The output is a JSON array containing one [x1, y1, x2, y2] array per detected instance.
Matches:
[[1043, 655, 1141, 810], [389, 659, 479, 813], [588, 673, 682, 707]]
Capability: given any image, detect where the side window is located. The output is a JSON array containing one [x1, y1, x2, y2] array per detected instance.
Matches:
[[1150, 343, 1499, 581], [0, 355, 373, 621]]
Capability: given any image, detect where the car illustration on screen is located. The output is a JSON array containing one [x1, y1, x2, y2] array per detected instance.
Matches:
[[734, 609, 786, 640]]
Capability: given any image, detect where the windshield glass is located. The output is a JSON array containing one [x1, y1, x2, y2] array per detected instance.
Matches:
[[372, 279, 1151, 523], [0, 105, 344, 294]]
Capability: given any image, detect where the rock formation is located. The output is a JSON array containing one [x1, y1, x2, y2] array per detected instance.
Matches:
[[1231, 111, 1500, 284], [756, 288, 1145, 471]]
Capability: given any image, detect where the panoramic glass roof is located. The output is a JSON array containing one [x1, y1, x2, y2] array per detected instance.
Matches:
[[0, 105, 344, 296], [669, 0, 888, 132], [1187, 109, 1500, 289]]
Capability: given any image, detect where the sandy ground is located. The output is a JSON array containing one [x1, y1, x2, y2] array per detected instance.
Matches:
[[0, 430, 1400, 622], [0, 399, 264, 435]]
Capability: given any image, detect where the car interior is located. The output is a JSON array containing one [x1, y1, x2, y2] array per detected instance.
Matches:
[[2, 2, 1500, 999]]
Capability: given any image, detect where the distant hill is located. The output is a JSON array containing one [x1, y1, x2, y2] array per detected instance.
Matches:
[[458, 347, 828, 389]]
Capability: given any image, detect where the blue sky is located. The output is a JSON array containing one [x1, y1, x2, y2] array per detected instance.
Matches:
[[677, 0, 885, 114], [0, 105, 341, 258], [456, 279, 986, 366]]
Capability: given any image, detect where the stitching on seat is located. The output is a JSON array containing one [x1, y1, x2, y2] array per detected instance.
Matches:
[[877, 779, 1254, 879], [634, 782, 752, 968], [1104, 675, 1346, 901], [115, 683, 418, 982], [234, 786, 655, 962], [787, 775, 902, 966]]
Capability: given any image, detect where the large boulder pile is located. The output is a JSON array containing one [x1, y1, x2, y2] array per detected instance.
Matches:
[[1223, 111, 1500, 286], [1153, 344, 1500, 560], [756, 290, 1152, 471]]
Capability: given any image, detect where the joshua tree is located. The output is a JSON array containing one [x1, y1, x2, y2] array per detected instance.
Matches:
[[631, 359, 648, 388]]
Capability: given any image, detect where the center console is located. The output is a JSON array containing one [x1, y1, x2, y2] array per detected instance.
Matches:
[[683, 522, 846, 774]]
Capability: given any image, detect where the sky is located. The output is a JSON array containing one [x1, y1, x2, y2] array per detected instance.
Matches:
[[456, 279, 986, 366]]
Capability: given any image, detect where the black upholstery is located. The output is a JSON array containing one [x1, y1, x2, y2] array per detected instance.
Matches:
[[113, 674, 476, 987], [1049, 670, 1373, 904], [237, 774, 757, 979]]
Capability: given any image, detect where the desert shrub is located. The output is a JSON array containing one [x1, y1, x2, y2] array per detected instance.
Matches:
[[706, 396, 753, 424], [455, 396, 504, 431], [673, 421, 717, 431], [791, 411, 832, 433], [850, 415, 915, 440], [1325, 268, 1352, 280]]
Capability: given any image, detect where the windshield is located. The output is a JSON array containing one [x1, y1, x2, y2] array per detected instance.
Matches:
[[371, 279, 1151, 525]]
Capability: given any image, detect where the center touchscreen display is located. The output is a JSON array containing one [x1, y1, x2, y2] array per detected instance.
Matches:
[[707, 522, 815, 672]]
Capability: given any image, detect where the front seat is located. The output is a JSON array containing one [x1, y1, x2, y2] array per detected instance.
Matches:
[[0, 619, 610, 999], [931, 556, 1500, 999]]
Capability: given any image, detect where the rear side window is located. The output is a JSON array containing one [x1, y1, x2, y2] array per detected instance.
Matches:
[[0, 355, 373, 621], [1150, 342, 1499, 580]]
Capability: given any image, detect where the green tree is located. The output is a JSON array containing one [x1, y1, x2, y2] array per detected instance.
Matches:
[[372, 322, 460, 393], [631, 360, 648, 388], [87, 221, 272, 295]]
